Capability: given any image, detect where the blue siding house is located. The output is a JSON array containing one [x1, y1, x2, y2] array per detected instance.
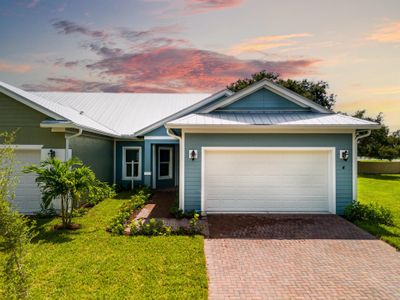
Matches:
[[0, 79, 379, 214]]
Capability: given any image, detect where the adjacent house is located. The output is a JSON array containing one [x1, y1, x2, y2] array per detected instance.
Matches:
[[0, 79, 379, 214]]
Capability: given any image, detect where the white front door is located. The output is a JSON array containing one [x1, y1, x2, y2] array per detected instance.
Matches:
[[203, 148, 335, 213]]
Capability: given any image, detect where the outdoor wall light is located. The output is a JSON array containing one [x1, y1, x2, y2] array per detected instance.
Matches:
[[189, 150, 198, 161], [48, 149, 56, 159], [340, 150, 349, 161]]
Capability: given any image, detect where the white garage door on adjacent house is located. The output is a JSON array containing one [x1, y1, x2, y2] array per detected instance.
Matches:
[[202, 148, 335, 214], [13, 149, 42, 213]]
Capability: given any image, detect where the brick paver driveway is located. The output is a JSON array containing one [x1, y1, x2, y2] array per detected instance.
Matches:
[[205, 214, 400, 299]]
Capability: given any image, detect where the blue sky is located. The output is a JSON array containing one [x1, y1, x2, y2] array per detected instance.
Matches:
[[0, 0, 399, 129]]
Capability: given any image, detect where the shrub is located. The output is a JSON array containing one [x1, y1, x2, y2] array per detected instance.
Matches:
[[344, 201, 394, 226], [0, 131, 35, 299], [131, 218, 172, 236], [107, 186, 151, 235], [86, 182, 116, 206]]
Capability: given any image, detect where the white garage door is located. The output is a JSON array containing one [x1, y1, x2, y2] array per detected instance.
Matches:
[[203, 148, 335, 213], [13, 149, 42, 213]]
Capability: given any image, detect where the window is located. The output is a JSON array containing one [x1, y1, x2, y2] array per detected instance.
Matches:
[[122, 147, 141, 180], [158, 147, 172, 180]]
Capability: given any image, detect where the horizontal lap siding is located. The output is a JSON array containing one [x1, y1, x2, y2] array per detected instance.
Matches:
[[184, 133, 353, 215], [0, 92, 65, 148]]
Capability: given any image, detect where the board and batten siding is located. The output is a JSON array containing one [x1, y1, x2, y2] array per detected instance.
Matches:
[[218, 88, 307, 111], [69, 134, 114, 183], [184, 133, 353, 215], [0, 92, 65, 148]]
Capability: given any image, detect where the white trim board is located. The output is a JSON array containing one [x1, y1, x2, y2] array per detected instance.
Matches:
[[200, 146, 336, 214], [0, 144, 43, 150], [158, 146, 173, 180], [121, 146, 142, 180], [144, 136, 177, 140], [180, 128, 356, 134], [135, 89, 233, 136]]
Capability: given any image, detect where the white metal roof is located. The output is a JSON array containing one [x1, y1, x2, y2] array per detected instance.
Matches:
[[167, 112, 380, 129], [33, 91, 210, 136], [0, 81, 119, 136]]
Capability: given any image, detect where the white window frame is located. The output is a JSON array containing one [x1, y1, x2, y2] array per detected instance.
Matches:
[[122, 146, 142, 180], [158, 146, 173, 180]]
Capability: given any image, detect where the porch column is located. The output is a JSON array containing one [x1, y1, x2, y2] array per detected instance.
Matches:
[[143, 139, 152, 186]]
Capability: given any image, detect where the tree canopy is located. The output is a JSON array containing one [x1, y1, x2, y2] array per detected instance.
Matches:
[[351, 110, 400, 160], [227, 70, 336, 110]]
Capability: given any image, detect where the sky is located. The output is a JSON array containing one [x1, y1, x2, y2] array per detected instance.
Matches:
[[0, 0, 399, 130]]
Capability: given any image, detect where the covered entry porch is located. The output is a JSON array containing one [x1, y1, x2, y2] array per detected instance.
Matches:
[[144, 137, 179, 190]]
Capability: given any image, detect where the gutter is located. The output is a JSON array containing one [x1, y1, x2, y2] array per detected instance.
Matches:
[[166, 128, 184, 210], [355, 130, 372, 142], [65, 129, 82, 161]]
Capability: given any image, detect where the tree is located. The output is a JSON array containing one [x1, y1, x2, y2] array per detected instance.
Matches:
[[0, 131, 35, 299], [227, 70, 336, 110], [24, 158, 91, 228], [24, 158, 112, 229], [352, 110, 400, 160]]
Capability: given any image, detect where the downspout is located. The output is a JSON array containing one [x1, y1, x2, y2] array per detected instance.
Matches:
[[65, 128, 83, 161], [353, 130, 371, 202], [166, 128, 183, 210]]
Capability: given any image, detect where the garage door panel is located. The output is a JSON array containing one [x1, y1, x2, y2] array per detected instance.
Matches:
[[13, 150, 42, 213], [204, 149, 332, 213]]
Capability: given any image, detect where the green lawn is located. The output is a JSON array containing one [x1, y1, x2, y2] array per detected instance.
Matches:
[[0, 196, 207, 299], [358, 174, 400, 249]]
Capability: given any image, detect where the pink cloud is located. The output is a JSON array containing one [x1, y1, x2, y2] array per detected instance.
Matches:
[[367, 21, 400, 43], [186, 0, 243, 13], [31, 19, 320, 93], [86, 46, 319, 92], [0, 61, 32, 73]]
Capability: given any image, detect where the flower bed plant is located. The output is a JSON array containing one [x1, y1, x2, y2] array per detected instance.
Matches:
[[131, 213, 204, 236], [170, 192, 197, 219], [107, 186, 151, 234]]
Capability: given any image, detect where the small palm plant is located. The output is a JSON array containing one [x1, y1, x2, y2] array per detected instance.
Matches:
[[24, 158, 90, 229]]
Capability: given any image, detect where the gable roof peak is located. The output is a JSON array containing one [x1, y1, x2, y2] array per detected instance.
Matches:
[[203, 78, 333, 114]]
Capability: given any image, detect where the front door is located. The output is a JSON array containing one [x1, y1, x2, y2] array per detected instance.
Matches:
[[156, 145, 175, 189]]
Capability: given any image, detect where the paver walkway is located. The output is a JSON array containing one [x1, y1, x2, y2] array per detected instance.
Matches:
[[205, 214, 400, 299]]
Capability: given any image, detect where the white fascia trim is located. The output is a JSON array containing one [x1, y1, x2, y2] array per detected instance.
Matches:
[[134, 89, 233, 136], [144, 136, 177, 140], [200, 146, 336, 214], [166, 124, 380, 131], [0, 144, 43, 150], [40, 121, 121, 138], [0, 86, 63, 120], [201, 79, 331, 114], [181, 128, 356, 134], [122, 146, 142, 181]]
